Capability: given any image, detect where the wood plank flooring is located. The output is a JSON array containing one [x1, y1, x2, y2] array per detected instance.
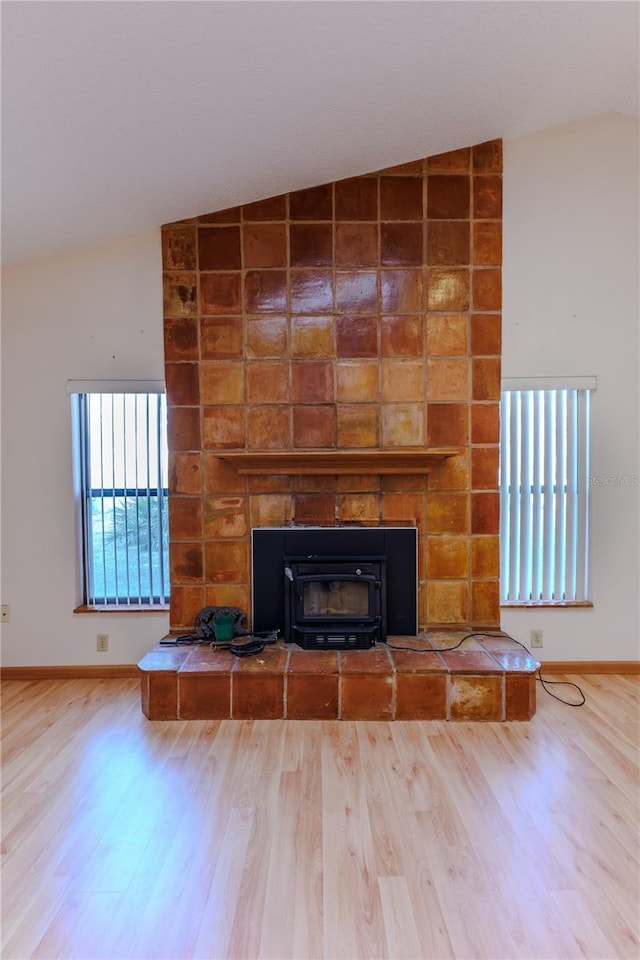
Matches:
[[1, 674, 638, 959]]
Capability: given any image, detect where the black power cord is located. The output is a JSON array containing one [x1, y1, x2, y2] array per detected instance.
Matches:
[[384, 631, 586, 707]]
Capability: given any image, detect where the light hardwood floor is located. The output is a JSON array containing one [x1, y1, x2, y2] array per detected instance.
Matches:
[[1, 674, 638, 960]]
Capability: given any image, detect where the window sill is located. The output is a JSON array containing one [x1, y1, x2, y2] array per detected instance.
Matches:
[[501, 602, 593, 610], [74, 604, 170, 614]]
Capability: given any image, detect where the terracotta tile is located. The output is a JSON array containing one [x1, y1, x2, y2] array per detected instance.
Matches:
[[382, 492, 425, 532], [335, 177, 378, 221], [380, 269, 423, 313], [471, 492, 500, 534], [427, 268, 470, 311], [170, 585, 206, 630], [473, 140, 502, 174], [505, 674, 536, 720], [249, 493, 293, 527], [381, 223, 423, 266], [389, 646, 444, 671], [470, 581, 500, 625], [380, 177, 423, 219], [246, 316, 288, 358], [199, 206, 241, 224], [425, 314, 468, 357], [198, 226, 241, 270], [426, 581, 469, 624], [290, 184, 333, 220], [203, 496, 248, 539], [203, 454, 247, 494], [200, 316, 243, 359], [382, 474, 428, 493], [427, 221, 470, 266], [138, 644, 192, 673], [170, 542, 204, 583], [205, 539, 248, 583], [293, 493, 336, 525], [440, 647, 499, 673], [426, 358, 470, 402], [164, 273, 197, 317], [335, 271, 378, 313], [471, 446, 499, 490], [426, 449, 469, 491], [378, 159, 424, 176], [471, 536, 500, 579], [292, 361, 334, 403], [167, 406, 200, 451], [395, 674, 446, 720], [290, 270, 333, 313], [380, 315, 423, 357], [247, 361, 290, 403], [293, 475, 337, 493], [291, 316, 334, 358], [426, 536, 468, 578], [247, 406, 291, 449], [244, 270, 287, 313], [472, 222, 502, 266], [449, 676, 503, 721], [427, 403, 469, 445], [338, 474, 381, 493], [336, 316, 378, 358], [288, 649, 339, 674], [426, 148, 470, 173], [487, 646, 539, 673], [162, 226, 197, 270], [143, 673, 179, 720], [202, 406, 245, 449], [179, 673, 231, 720], [426, 493, 469, 534], [247, 475, 292, 495], [337, 404, 378, 447], [201, 274, 242, 316], [165, 362, 200, 406], [287, 674, 339, 719], [471, 402, 500, 443], [473, 176, 502, 219], [233, 674, 285, 719], [427, 176, 470, 219], [472, 358, 501, 401], [340, 647, 393, 673], [336, 361, 379, 402], [242, 195, 287, 221], [242, 223, 287, 268], [381, 403, 424, 446], [337, 493, 380, 524], [169, 452, 202, 495], [201, 362, 245, 404], [293, 405, 336, 447], [381, 360, 424, 402], [164, 317, 198, 361], [341, 673, 394, 719], [204, 583, 250, 612], [335, 223, 378, 267], [290, 223, 333, 266], [473, 269, 501, 311], [169, 497, 203, 541], [471, 314, 501, 355]]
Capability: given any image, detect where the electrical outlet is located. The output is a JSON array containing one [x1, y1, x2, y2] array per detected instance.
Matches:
[[97, 633, 109, 652], [530, 629, 543, 649], [1, 605, 9, 622]]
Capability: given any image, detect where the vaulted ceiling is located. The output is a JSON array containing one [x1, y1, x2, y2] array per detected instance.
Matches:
[[2, 1, 638, 267]]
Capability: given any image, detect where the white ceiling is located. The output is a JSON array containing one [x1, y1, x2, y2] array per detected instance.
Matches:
[[1, 1, 638, 267]]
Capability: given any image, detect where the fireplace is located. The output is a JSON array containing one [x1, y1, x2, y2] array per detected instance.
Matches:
[[252, 527, 417, 647]]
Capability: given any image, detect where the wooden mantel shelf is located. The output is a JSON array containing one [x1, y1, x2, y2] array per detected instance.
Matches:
[[217, 449, 460, 476]]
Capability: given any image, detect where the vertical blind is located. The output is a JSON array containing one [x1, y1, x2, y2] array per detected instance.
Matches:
[[500, 380, 593, 603], [69, 383, 169, 607]]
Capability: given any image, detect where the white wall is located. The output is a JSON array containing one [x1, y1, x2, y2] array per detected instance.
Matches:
[[2, 113, 638, 667], [502, 112, 640, 662], [1, 231, 170, 666]]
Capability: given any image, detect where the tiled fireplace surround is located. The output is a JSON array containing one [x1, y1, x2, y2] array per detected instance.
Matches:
[[140, 138, 538, 721]]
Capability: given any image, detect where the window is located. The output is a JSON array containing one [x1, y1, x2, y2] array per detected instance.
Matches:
[[500, 378, 594, 605], [69, 382, 170, 607]]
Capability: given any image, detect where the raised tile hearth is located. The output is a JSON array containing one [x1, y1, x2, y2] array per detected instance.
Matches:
[[138, 633, 538, 721]]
